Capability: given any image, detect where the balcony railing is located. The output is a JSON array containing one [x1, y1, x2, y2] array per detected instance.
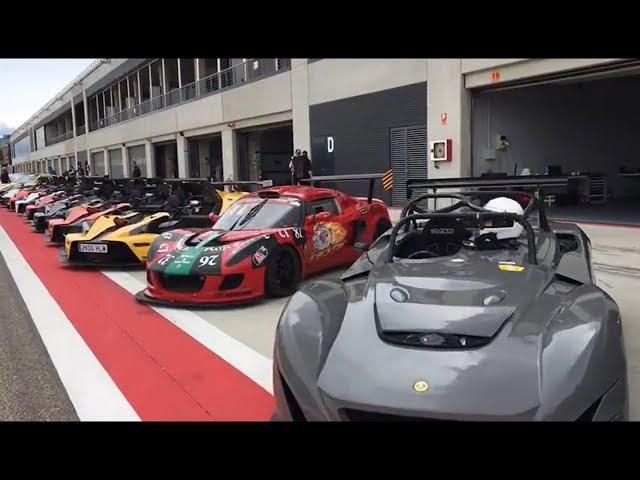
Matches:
[[89, 58, 291, 132], [46, 130, 74, 146], [76, 125, 86, 136]]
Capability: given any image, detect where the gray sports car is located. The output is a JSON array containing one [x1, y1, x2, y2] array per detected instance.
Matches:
[[272, 176, 628, 421]]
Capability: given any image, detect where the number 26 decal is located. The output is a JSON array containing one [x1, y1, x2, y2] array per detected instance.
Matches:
[[198, 255, 219, 267]]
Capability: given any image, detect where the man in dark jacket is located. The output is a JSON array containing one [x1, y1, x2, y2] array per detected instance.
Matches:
[[1, 167, 9, 183], [132, 161, 142, 178], [289, 149, 312, 184]]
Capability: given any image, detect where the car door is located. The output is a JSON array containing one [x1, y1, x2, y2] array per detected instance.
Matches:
[[303, 196, 355, 274]]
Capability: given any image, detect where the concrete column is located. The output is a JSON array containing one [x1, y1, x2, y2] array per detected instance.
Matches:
[[426, 59, 472, 179], [71, 99, 78, 169], [195, 58, 200, 96], [82, 84, 90, 172], [71, 100, 77, 137], [103, 148, 110, 176], [145, 140, 155, 177], [176, 133, 188, 178], [291, 58, 311, 155], [221, 128, 236, 180], [122, 145, 130, 177]]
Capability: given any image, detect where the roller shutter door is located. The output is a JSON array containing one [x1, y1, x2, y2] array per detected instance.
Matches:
[[390, 125, 427, 206]]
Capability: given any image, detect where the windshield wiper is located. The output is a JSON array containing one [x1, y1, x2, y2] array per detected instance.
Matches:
[[229, 199, 268, 231]]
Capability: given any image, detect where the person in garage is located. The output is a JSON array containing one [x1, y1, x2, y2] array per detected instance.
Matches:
[[1, 166, 9, 183], [132, 161, 141, 178], [289, 149, 312, 185]]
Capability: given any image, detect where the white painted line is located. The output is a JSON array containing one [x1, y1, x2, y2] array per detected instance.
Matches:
[[102, 270, 274, 394], [0, 227, 140, 421]]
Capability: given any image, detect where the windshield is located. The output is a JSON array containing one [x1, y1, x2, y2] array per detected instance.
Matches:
[[214, 197, 302, 231]]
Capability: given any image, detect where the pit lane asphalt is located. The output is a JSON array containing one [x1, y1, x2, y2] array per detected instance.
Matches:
[[0, 252, 78, 421]]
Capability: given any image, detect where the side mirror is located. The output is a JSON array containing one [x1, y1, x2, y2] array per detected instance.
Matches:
[[209, 213, 219, 224]]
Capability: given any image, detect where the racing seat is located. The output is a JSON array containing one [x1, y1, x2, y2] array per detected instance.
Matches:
[[394, 217, 471, 259]]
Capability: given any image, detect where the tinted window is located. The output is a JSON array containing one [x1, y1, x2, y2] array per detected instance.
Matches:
[[305, 198, 340, 216]]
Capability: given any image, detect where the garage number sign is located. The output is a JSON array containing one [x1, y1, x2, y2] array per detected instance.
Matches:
[[327, 137, 334, 153]]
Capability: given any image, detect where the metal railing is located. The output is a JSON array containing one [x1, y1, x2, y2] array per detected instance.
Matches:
[[46, 130, 74, 146], [89, 58, 291, 133], [76, 125, 86, 136]]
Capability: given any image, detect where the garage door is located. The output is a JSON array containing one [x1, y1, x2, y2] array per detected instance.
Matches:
[[390, 125, 428, 206], [128, 145, 146, 177], [471, 69, 640, 225], [91, 151, 105, 176], [108, 149, 124, 178]]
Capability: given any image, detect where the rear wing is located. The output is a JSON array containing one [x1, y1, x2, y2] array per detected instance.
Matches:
[[406, 175, 569, 198], [300, 173, 389, 203], [209, 180, 273, 190], [165, 178, 273, 189]]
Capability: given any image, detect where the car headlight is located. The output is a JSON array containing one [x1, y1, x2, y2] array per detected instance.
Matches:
[[81, 221, 92, 234]]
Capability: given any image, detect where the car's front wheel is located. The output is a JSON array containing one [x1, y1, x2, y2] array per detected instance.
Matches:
[[265, 246, 301, 297]]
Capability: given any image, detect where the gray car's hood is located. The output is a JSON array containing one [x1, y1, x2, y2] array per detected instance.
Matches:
[[373, 254, 548, 338]]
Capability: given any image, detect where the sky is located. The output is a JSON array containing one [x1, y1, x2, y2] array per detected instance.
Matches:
[[0, 59, 96, 135]]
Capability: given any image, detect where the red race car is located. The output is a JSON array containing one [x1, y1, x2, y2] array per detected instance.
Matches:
[[135, 174, 392, 307]]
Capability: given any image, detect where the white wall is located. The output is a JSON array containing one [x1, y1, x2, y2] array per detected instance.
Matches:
[[308, 59, 428, 105], [464, 58, 625, 89]]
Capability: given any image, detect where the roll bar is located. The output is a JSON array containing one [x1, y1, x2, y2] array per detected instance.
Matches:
[[387, 212, 538, 265]]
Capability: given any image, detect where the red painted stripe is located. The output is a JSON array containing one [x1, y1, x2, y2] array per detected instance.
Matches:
[[0, 209, 274, 421]]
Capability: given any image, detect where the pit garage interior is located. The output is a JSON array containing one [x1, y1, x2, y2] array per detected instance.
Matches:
[[188, 134, 223, 179], [237, 123, 293, 186], [471, 62, 640, 226]]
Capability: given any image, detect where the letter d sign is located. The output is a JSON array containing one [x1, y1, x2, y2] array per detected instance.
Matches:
[[327, 136, 334, 153]]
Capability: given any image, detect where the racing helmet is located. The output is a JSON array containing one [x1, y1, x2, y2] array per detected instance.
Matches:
[[478, 196, 524, 240]]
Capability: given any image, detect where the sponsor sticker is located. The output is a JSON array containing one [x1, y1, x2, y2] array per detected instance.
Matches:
[[252, 246, 269, 267], [499, 263, 525, 272], [430, 228, 455, 235], [161, 232, 173, 240], [312, 222, 347, 255]]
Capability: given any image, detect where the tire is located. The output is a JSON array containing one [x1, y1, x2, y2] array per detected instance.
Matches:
[[374, 218, 392, 241], [265, 246, 302, 297]]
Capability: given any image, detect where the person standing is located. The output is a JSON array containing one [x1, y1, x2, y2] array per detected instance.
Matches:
[[290, 149, 313, 185], [1, 166, 9, 184], [289, 149, 303, 184], [300, 150, 312, 180], [132, 161, 142, 178]]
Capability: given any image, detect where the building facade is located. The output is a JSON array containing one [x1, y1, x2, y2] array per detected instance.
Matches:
[[0, 135, 11, 166], [11, 58, 638, 206]]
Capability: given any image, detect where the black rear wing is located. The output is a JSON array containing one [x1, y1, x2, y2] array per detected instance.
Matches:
[[209, 180, 273, 189], [165, 178, 273, 189], [406, 175, 569, 198], [300, 173, 388, 203]]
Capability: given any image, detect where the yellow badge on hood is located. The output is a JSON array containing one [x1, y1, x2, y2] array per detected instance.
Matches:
[[499, 263, 525, 272], [413, 381, 429, 393]]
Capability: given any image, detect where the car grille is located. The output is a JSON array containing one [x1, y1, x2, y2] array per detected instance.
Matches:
[[158, 273, 205, 293], [340, 409, 454, 422], [69, 241, 140, 265], [219, 274, 244, 291]]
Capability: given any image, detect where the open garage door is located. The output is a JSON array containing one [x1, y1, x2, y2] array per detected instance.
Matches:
[[471, 66, 640, 226], [237, 123, 293, 185]]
